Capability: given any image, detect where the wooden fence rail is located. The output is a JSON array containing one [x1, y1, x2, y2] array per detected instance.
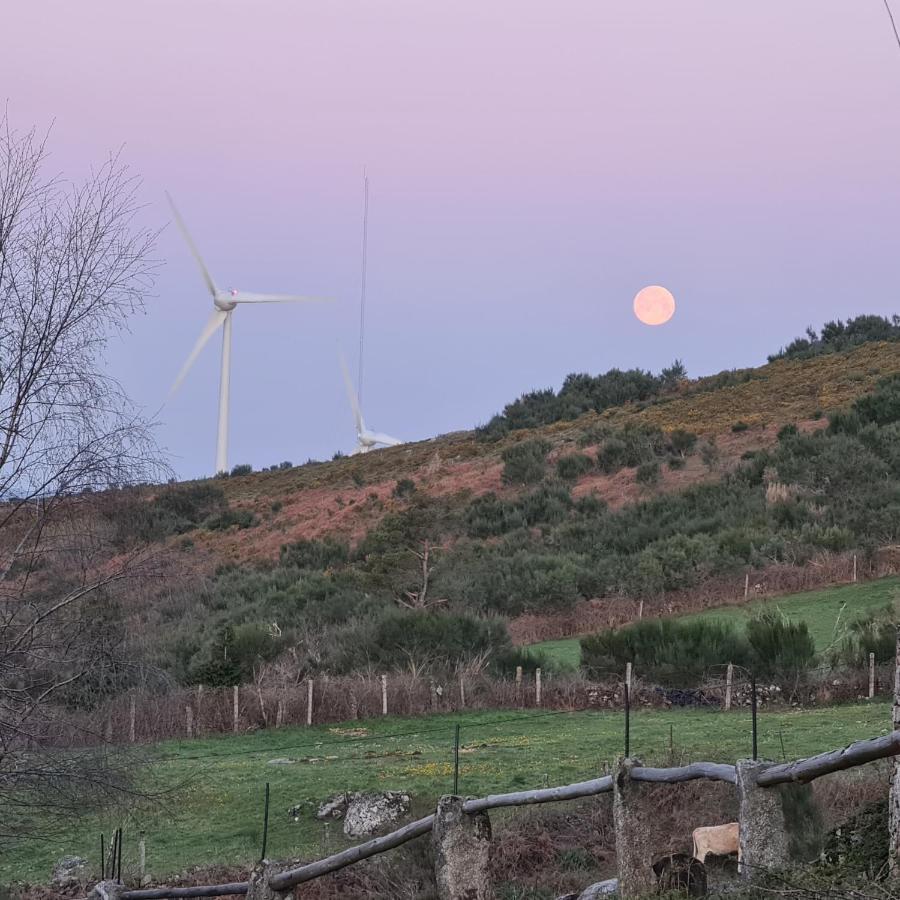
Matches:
[[117, 730, 900, 899]]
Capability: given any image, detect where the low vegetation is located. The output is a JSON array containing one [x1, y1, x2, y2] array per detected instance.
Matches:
[[0, 702, 889, 884]]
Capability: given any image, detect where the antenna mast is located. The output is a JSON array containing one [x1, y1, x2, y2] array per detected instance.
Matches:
[[357, 172, 369, 409]]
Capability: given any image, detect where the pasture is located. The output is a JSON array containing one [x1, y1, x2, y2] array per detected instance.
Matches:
[[532, 576, 900, 669], [1, 701, 890, 884]]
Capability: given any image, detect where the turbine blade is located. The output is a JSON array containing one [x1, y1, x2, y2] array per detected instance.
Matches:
[[169, 309, 228, 397], [165, 192, 218, 298], [233, 292, 332, 304], [370, 432, 403, 447], [338, 351, 365, 434]]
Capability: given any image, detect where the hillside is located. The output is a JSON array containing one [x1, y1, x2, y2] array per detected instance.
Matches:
[[85, 330, 900, 692]]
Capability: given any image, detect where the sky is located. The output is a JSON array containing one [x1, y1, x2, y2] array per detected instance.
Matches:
[[4, 1, 900, 479]]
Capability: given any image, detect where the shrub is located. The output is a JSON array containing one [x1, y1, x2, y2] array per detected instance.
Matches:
[[502, 439, 550, 485], [280, 537, 350, 570], [731, 421, 749, 433], [556, 453, 594, 481], [635, 460, 660, 486], [700, 437, 720, 470], [204, 508, 257, 530], [745, 611, 815, 679], [271, 501, 283, 514], [393, 478, 417, 498], [230, 463, 253, 477], [668, 429, 697, 456], [831, 606, 898, 667], [667, 456, 686, 470], [581, 619, 751, 685], [777, 423, 799, 441]]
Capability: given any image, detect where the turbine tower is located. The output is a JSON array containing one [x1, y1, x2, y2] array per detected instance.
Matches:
[[166, 193, 327, 474], [340, 353, 402, 454]]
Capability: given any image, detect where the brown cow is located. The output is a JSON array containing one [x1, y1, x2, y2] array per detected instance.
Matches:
[[692, 822, 740, 866]]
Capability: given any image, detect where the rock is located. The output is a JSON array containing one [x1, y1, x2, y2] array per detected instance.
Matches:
[[88, 881, 126, 900], [582, 880, 618, 898], [316, 792, 350, 821], [52, 856, 88, 887], [268, 757, 294, 766], [576, 880, 618, 898], [344, 791, 411, 837]]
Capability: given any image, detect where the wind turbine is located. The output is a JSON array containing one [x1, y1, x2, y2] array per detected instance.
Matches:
[[339, 353, 402, 454], [166, 193, 327, 474]]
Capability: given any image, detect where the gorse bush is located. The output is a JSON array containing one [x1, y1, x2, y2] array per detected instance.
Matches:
[[745, 611, 816, 679], [580, 619, 751, 685], [831, 605, 898, 667], [769, 314, 900, 362], [501, 439, 550, 485], [580, 613, 817, 685], [476, 360, 686, 440], [556, 453, 594, 481]]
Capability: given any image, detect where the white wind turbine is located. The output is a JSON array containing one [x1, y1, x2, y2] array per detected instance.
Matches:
[[166, 193, 328, 474], [339, 353, 402, 454]]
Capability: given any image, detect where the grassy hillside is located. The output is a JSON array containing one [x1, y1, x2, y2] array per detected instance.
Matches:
[[534, 577, 900, 669], [1, 701, 891, 883], [96, 341, 900, 690]]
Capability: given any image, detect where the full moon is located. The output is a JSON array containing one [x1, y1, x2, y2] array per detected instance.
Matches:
[[633, 285, 676, 326]]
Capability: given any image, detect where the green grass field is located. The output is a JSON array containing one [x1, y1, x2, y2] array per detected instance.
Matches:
[[533, 576, 900, 670], [2, 701, 891, 885]]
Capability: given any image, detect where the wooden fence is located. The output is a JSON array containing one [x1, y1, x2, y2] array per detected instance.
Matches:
[[102, 729, 900, 900]]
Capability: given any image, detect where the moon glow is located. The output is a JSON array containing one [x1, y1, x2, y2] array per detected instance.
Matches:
[[633, 285, 676, 326]]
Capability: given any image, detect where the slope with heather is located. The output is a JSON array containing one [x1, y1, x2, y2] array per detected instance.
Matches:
[[76, 327, 900, 693]]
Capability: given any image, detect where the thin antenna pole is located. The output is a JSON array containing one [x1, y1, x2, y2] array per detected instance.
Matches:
[[357, 172, 370, 410], [884, 0, 900, 55]]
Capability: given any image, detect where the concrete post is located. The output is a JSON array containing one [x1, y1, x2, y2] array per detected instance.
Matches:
[[612, 758, 656, 899], [246, 862, 290, 900], [736, 760, 791, 879], [433, 795, 492, 900]]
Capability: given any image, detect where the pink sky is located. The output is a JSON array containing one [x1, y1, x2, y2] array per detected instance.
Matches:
[[4, 1, 900, 476]]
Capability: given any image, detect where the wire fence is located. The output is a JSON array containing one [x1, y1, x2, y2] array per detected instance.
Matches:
[[37, 676, 893, 892], [29, 658, 895, 752]]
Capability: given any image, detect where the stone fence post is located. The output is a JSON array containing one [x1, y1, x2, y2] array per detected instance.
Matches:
[[433, 795, 492, 900], [736, 759, 817, 881], [612, 758, 656, 899]]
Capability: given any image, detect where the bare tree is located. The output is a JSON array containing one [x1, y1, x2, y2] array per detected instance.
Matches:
[[395, 539, 447, 611], [0, 116, 165, 841]]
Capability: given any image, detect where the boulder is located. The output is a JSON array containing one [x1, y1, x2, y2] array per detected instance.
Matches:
[[570, 880, 617, 898], [52, 856, 88, 888], [343, 791, 411, 838], [316, 792, 350, 821]]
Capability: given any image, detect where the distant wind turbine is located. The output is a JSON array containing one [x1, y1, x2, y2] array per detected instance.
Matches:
[[166, 193, 329, 474], [339, 352, 402, 454]]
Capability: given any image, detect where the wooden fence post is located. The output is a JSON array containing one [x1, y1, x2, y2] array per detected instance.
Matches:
[[129, 696, 136, 743], [185, 705, 194, 738], [233, 685, 240, 734], [459, 676, 466, 710], [625, 662, 633, 692], [307, 678, 314, 726], [853, 554, 858, 583], [637, 599, 644, 620], [515, 666, 523, 707], [535, 669, 542, 707], [139, 833, 146, 880], [870, 652, 876, 700], [276, 698, 284, 728], [725, 663, 734, 712], [744, 572, 750, 599], [380, 674, 387, 716], [196, 685, 204, 735]]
